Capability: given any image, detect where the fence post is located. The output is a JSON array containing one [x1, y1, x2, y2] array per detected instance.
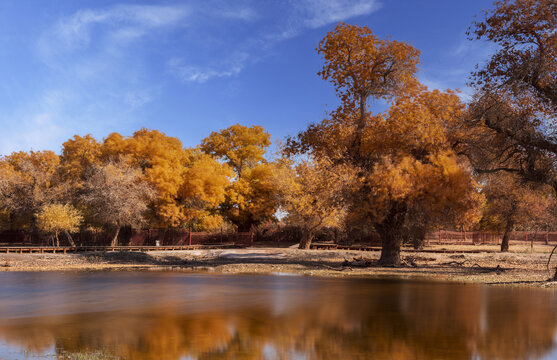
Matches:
[[250, 227, 254, 247], [189, 230, 192, 246], [531, 232, 535, 250]]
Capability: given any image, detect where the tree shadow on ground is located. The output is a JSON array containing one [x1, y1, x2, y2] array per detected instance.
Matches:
[[78, 250, 358, 270], [80, 251, 160, 264], [73, 250, 516, 278]]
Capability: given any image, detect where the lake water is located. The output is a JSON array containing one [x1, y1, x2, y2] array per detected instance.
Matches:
[[0, 272, 556, 360]]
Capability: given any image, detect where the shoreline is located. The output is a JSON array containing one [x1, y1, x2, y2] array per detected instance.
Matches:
[[1, 245, 556, 288]]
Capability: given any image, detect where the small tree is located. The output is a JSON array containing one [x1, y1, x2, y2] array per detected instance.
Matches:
[[278, 159, 350, 249], [480, 173, 553, 252], [36, 203, 83, 247], [81, 161, 155, 246]]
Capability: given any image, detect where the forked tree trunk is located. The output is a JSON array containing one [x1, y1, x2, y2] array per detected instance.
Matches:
[[500, 218, 514, 252], [111, 227, 121, 247], [299, 231, 315, 250], [375, 203, 407, 266], [63, 230, 76, 247]]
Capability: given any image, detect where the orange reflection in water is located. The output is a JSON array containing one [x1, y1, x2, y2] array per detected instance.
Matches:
[[0, 272, 556, 360]]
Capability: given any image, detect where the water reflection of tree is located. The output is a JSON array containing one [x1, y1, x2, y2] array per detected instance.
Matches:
[[0, 281, 555, 360]]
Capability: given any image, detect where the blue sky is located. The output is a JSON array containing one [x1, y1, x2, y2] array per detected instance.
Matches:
[[0, 0, 495, 154]]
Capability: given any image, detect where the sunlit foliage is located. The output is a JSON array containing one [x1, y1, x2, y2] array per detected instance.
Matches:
[[202, 124, 282, 231], [288, 23, 480, 265], [36, 203, 83, 247], [0, 150, 67, 230], [278, 158, 350, 249]]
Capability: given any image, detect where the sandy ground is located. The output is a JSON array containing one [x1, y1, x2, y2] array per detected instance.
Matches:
[[1, 244, 557, 287]]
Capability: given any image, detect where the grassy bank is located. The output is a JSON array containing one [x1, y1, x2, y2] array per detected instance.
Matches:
[[1, 245, 556, 287]]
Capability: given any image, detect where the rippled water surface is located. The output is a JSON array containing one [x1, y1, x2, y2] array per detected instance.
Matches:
[[0, 272, 557, 359]]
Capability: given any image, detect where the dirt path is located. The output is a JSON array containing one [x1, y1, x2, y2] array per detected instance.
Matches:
[[1, 245, 556, 287]]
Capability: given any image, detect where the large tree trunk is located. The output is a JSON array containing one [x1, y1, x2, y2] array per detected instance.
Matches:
[[299, 231, 315, 250], [412, 226, 427, 250], [375, 203, 407, 266], [63, 230, 76, 247], [500, 218, 514, 252], [111, 227, 120, 247]]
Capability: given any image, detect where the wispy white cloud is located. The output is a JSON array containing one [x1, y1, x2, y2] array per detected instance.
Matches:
[[34, 0, 383, 89], [297, 0, 381, 29], [168, 0, 381, 83], [266, 0, 381, 42], [1, 1, 383, 154], [123, 90, 153, 108], [208, 6, 257, 21], [418, 75, 472, 101], [37, 4, 191, 62], [450, 38, 495, 58], [167, 52, 249, 83]]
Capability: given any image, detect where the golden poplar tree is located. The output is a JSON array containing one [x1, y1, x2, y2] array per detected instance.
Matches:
[[99, 129, 232, 229], [202, 124, 281, 231], [0, 150, 66, 230], [289, 23, 479, 265], [36, 203, 83, 247], [278, 158, 351, 249], [59, 134, 102, 184]]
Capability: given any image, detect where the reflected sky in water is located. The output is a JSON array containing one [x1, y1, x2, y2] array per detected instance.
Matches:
[[0, 272, 556, 360]]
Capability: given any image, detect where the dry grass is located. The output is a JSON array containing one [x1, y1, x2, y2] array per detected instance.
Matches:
[[0, 245, 556, 287]]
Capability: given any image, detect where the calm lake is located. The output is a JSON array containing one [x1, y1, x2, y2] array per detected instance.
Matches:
[[0, 272, 556, 360]]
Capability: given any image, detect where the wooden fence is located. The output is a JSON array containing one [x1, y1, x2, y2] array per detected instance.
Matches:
[[0, 229, 256, 247], [349, 230, 557, 246], [1, 228, 557, 248], [425, 230, 557, 245]]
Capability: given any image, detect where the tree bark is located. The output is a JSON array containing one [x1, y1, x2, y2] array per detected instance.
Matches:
[[111, 227, 120, 247], [55, 232, 60, 247], [299, 231, 314, 250], [375, 203, 407, 266], [63, 230, 76, 247], [500, 218, 514, 252], [412, 227, 426, 250], [351, 93, 368, 164]]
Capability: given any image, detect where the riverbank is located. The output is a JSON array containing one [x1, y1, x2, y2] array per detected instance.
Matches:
[[1, 245, 556, 287]]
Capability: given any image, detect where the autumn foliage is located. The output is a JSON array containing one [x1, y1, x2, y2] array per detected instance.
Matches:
[[0, 1, 554, 259], [36, 203, 82, 247], [286, 23, 483, 264]]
